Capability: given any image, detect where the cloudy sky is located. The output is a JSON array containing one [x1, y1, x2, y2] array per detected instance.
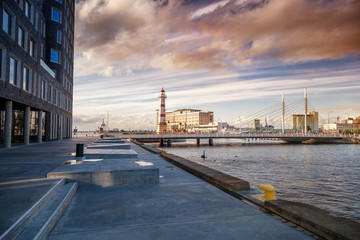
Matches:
[[73, 0, 360, 130]]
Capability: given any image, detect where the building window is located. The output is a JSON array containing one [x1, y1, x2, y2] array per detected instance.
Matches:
[[35, 12, 39, 30], [25, 0, 31, 19], [18, 26, 25, 48], [29, 38, 36, 58], [33, 71, 37, 96], [48, 85, 52, 102], [57, 91, 60, 106], [9, 57, 18, 86], [53, 88, 57, 104], [0, 47, 5, 80], [42, 22, 45, 37], [41, 80, 46, 99], [55, 0, 62, 3], [41, 43, 44, 59], [0, 48, 2, 79], [2, 9, 12, 35], [57, 30, 62, 44], [38, 75, 41, 98], [51, 49, 60, 63], [51, 8, 61, 23], [23, 67, 30, 92]]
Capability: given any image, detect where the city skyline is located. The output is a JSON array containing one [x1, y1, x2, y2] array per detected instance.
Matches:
[[73, 0, 360, 130]]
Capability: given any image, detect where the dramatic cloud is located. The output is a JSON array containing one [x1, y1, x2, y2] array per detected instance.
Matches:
[[75, 0, 360, 74], [73, 0, 360, 130]]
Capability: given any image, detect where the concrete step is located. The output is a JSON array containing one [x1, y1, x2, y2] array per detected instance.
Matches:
[[94, 140, 125, 144], [86, 143, 131, 149], [16, 182, 78, 240], [0, 179, 65, 240], [84, 149, 138, 159]]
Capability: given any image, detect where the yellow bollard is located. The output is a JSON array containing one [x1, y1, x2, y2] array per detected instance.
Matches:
[[259, 184, 276, 201], [164, 150, 168, 154]]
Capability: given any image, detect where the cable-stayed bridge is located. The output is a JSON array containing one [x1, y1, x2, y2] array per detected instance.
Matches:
[[127, 89, 359, 144], [128, 132, 359, 145]]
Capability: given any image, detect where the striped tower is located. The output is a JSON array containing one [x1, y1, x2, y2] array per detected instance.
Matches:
[[157, 88, 167, 133]]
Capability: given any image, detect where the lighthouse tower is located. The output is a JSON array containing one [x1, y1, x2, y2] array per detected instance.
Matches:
[[157, 88, 167, 133]]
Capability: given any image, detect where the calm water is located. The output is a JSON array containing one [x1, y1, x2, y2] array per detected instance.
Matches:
[[158, 139, 360, 222]]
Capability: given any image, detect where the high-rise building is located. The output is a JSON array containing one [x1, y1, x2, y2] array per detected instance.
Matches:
[[0, 0, 74, 147], [253, 119, 260, 130], [291, 111, 319, 132]]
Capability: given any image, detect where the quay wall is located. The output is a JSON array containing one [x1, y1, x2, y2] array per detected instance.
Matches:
[[131, 139, 360, 240]]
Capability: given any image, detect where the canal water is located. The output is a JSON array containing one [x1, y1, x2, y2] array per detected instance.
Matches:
[[157, 139, 360, 222]]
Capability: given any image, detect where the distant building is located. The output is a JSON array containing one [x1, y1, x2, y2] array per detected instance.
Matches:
[[188, 122, 228, 133], [335, 116, 360, 132], [291, 111, 319, 132], [165, 109, 214, 132], [323, 123, 337, 131], [253, 119, 260, 130]]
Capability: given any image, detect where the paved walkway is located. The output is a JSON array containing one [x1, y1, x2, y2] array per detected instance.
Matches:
[[0, 139, 94, 235], [0, 139, 317, 239]]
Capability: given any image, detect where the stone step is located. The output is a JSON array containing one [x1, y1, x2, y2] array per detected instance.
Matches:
[[0, 179, 65, 240], [86, 143, 131, 149], [16, 182, 78, 240], [94, 140, 125, 144], [84, 149, 138, 159]]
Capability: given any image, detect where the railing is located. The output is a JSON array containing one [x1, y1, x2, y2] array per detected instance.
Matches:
[[123, 132, 357, 139]]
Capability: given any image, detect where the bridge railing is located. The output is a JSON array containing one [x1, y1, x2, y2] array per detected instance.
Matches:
[[124, 132, 356, 139]]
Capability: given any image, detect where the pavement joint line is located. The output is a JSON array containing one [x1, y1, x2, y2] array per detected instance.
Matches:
[[0, 141, 61, 151], [0, 178, 49, 185], [0, 179, 65, 240], [51, 212, 264, 236]]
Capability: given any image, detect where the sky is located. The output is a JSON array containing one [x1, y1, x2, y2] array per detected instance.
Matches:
[[73, 0, 360, 131]]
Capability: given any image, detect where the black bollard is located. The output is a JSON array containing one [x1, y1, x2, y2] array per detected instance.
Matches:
[[100, 135, 104, 139], [76, 143, 84, 157]]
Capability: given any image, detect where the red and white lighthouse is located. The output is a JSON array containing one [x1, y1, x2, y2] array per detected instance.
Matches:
[[157, 88, 167, 133]]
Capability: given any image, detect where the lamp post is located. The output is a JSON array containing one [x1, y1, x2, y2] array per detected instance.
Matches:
[[328, 111, 332, 124]]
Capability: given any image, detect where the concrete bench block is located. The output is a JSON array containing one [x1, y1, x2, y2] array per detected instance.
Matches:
[[48, 169, 159, 187], [84, 149, 138, 159], [94, 140, 125, 144], [86, 144, 131, 150], [47, 158, 159, 187]]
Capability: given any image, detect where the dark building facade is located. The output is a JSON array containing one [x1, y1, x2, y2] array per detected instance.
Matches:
[[0, 0, 74, 147]]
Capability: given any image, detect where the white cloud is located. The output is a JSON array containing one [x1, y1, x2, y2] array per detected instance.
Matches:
[[190, 0, 231, 19]]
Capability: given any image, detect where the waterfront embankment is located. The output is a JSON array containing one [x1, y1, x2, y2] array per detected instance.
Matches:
[[1, 138, 319, 240], [156, 139, 360, 222], [132, 139, 360, 240]]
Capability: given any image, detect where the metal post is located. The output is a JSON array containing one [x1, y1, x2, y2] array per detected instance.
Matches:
[[76, 143, 84, 157], [282, 93, 285, 134], [239, 116, 241, 131], [304, 88, 307, 136], [5, 100, 12, 148], [38, 110, 43, 143], [24, 106, 30, 145]]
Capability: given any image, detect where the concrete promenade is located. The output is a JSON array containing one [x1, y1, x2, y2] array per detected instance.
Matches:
[[0, 139, 317, 239]]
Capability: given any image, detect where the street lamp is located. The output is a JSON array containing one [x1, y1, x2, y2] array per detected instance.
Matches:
[[328, 111, 333, 124]]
